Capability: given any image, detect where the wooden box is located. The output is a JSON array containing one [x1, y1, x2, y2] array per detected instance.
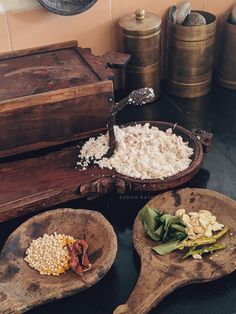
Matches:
[[0, 41, 130, 158]]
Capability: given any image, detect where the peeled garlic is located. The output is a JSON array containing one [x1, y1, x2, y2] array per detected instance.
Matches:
[[182, 213, 190, 224], [175, 208, 224, 240], [212, 222, 224, 232], [199, 216, 209, 228], [188, 212, 199, 218], [175, 208, 186, 216], [204, 225, 213, 237], [193, 226, 204, 234], [191, 218, 200, 227]]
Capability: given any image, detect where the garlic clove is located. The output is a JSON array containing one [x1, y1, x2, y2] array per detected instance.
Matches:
[[175, 208, 186, 216]]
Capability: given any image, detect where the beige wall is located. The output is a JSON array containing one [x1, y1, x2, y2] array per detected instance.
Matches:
[[0, 1, 235, 56]]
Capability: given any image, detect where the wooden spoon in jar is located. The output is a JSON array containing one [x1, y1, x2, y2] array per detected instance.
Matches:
[[0, 208, 117, 313], [114, 188, 236, 314]]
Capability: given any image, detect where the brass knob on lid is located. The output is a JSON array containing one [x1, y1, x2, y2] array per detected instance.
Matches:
[[135, 9, 145, 20]]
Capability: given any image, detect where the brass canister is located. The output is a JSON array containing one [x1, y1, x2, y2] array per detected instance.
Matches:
[[217, 14, 236, 89], [119, 9, 161, 98], [126, 62, 160, 93], [166, 11, 216, 98]]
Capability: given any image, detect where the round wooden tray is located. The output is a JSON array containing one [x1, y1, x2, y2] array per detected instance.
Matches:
[[38, 0, 97, 16], [79, 121, 208, 197]]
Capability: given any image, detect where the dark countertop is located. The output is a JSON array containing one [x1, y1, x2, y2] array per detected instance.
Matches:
[[0, 83, 235, 314]]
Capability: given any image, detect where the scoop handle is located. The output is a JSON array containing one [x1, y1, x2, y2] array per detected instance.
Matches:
[[103, 88, 155, 158], [191, 129, 213, 153], [113, 256, 184, 314]]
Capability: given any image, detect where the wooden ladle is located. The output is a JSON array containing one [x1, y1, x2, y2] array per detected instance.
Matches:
[[114, 188, 236, 314], [0, 208, 117, 313]]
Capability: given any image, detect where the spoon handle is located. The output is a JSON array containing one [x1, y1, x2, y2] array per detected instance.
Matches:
[[102, 97, 129, 158], [114, 256, 184, 314], [103, 88, 155, 159]]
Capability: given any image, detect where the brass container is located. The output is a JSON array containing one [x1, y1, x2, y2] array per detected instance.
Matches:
[[166, 11, 216, 98], [126, 62, 160, 94], [119, 9, 161, 98], [217, 14, 236, 89]]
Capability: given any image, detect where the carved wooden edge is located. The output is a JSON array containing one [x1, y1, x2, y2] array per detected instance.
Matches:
[[38, 0, 97, 16], [79, 177, 131, 196], [191, 129, 213, 153], [77, 47, 131, 81], [0, 41, 78, 61]]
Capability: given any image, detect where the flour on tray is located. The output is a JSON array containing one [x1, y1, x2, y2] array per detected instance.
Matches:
[[77, 123, 194, 180]]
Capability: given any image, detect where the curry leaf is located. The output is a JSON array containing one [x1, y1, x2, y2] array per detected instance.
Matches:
[[171, 223, 186, 233], [146, 228, 160, 241], [152, 240, 180, 255], [138, 205, 157, 232], [138, 205, 188, 255], [154, 225, 164, 237]]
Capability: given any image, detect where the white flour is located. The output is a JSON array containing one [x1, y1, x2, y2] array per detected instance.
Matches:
[[77, 123, 194, 180]]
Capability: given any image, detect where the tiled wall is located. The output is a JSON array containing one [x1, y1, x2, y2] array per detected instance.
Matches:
[[0, 0, 235, 56]]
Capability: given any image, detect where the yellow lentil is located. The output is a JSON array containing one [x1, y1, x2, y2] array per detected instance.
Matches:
[[24, 232, 76, 276]]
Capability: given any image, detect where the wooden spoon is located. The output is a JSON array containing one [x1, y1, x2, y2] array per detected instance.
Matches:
[[114, 188, 236, 314], [0, 208, 117, 313]]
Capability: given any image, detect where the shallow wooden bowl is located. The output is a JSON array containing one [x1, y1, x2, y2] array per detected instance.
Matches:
[[114, 188, 236, 314], [0, 121, 208, 222], [0, 208, 117, 313], [79, 121, 205, 194]]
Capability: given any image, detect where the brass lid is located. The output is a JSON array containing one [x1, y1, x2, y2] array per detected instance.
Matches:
[[119, 9, 161, 36]]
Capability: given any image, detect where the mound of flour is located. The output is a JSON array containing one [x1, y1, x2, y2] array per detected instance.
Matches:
[[77, 123, 194, 180]]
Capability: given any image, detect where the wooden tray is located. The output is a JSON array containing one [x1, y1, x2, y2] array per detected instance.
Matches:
[[0, 121, 208, 222], [0, 41, 130, 158], [114, 188, 236, 314], [0, 208, 117, 313]]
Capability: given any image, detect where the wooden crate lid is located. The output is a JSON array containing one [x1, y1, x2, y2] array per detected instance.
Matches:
[[0, 41, 130, 159], [0, 41, 129, 102]]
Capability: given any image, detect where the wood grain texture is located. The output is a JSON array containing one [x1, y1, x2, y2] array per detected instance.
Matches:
[[114, 188, 236, 314], [0, 42, 130, 158], [0, 87, 113, 158], [0, 46, 107, 101], [0, 121, 204, 223], [0, 41, 78, 61], [0, 208, 117, 313]]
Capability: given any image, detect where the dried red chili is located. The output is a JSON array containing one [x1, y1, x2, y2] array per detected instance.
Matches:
[[66, 239, 92, 277]]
